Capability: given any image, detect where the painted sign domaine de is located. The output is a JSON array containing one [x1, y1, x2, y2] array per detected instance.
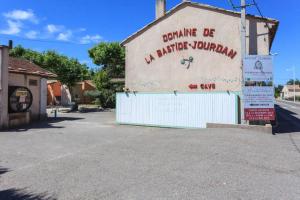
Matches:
[[144, 27, 238, 65], [243, 56, 275, 121]]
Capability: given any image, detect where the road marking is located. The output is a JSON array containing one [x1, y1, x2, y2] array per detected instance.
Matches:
[[277, 102, 300, 111]]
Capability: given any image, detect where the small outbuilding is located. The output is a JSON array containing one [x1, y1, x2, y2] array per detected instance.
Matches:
[[47, 80, 96, 106], [0, 45, 57, 129]]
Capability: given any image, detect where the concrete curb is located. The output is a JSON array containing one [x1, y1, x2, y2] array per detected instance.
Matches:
[[207, 123, 273, 134]]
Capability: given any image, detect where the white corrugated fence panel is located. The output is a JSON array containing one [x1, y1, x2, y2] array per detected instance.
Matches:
[[116, 93, 238, 128]]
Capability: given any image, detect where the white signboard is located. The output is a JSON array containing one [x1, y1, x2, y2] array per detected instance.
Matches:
[[243, 55, 275, 120]]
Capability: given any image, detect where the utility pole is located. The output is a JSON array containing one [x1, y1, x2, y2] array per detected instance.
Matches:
[[241, 0, 247, 124], [241, 0, 246, 57], [287, 66, 296, 102], [293, 66, 296, 103]]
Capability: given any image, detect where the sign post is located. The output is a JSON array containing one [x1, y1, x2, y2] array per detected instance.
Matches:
[[243, 55, 275, 121]]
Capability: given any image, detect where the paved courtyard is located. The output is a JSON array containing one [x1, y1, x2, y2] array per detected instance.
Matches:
[[0, 111, 300, 200]]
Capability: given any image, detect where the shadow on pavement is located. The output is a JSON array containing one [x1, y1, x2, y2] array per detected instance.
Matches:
[[47, 117, 84, 123], [6, 117, 84, 133], [0, 166, 56, 200], [0, 189, 56, 200], [0, 167, 10, 175], [273, 104, 300, 134]]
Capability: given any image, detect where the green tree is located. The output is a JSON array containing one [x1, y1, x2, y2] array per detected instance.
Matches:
[[275, 85, 283, 98], [93, 70, 110, 90], [88, 42, 125, 78], [88, 42, 125, 108], [287, 79, 300, 85], [91, 70, 118, 108], [10, 45, 90, 90], [10, 45, 44, 65]]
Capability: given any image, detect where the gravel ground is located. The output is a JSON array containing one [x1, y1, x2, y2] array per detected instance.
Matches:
[[0, 111, 299, 200]]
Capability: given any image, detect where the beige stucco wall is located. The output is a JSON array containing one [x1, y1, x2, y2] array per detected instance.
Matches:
[[124, 5, 275, 92], [9, 73, 41, 120], [282, 86, 300, 99]]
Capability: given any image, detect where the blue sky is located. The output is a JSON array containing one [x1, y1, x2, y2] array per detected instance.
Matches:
[[0, 0, 299, 85]]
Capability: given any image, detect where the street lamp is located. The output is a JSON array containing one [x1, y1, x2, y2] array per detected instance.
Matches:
[[286, 66, 296, 102]]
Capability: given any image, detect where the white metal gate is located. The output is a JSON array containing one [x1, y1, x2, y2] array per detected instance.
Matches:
[[116, 92, 238, 128]]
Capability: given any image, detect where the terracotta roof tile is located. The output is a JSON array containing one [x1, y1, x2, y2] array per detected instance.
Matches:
[[9, 57, 57, 78]]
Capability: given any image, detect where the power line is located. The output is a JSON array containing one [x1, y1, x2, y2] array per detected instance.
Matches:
[[0, 34, 93, 46], [252, 0, 272, 30], [226, 0, 273, 34], [227, 0, 256, 10], [252, 0, 264, 18], [227, 0, 238, 10]]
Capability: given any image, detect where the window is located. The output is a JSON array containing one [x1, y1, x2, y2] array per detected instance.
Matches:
[[29, 79, 38, 86]]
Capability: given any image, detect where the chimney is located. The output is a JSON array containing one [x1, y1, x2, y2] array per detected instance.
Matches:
[[8, 40, 13, 49], [156, 0, 166, 19]]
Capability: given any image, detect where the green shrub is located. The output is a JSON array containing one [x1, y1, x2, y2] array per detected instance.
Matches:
[[94, 98, 101, 106]]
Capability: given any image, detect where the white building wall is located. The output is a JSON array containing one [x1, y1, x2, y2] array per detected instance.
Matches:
[[282, 86, 300, 99], [117, 92, 238, 128], [61, 85, 72, 106]]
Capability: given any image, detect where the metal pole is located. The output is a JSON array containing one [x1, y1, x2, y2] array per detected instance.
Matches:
[[241, 0, 246, 56], [241, 0, 247, 124], [294, 66, 296, 102]]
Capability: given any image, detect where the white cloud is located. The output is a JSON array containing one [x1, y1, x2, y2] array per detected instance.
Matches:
[[1, 9, 101, 44], [78, 28, 86, 32], [80, 34, 102, 44], [46, 24, 63, 33], [0, 20, 22, 35], [25, 30, 38, 39], [3, 9, 38, 24], [57, 31, 72, 41]]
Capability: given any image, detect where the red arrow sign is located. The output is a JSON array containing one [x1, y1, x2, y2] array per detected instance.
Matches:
[[189, 84, 198, 90]]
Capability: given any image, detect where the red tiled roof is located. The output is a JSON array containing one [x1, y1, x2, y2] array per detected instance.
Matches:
[[8, 57, 57, 78]]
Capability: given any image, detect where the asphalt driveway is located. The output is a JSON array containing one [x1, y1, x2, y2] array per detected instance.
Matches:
[[0, 111, 300, 200]]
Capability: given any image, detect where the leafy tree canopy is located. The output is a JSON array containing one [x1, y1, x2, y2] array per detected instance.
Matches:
[[93, 70, 110, 90], [9, 45, 91, 88], [275, 84, 283, 98], [287, 79, 300, 85], [90, 70, 121, 108], [88, 42, 125, 78], [88, 42, 125, 108]]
